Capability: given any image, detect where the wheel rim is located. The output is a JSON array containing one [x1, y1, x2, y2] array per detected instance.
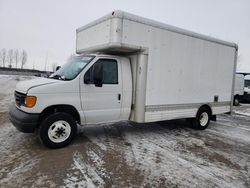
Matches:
[[199, 112, 209, 126], [48, 120, 71, 143]]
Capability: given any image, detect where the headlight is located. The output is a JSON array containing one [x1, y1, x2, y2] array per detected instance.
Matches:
[[25, 96, 37, 108]]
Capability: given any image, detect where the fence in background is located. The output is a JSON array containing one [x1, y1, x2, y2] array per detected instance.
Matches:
[[0, 68, 52, 77]]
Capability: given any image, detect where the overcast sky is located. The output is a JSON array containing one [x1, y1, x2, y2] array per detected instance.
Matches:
[[0, 0, 249, 72]]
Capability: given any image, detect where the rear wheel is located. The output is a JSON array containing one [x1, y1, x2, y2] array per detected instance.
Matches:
[[233, 96, 240, 106], [191, 107, 211, 130], [39, 112, 77, 148]]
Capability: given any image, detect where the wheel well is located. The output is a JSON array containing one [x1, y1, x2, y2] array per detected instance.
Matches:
[[198, 104, 212, 116], [39, 105, 81, 126]]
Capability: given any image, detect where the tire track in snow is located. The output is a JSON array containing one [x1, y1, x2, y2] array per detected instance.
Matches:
[[122, 122, 249, 188]]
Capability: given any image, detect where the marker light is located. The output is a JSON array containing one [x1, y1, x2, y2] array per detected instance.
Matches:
[[25, 96, 37, 108]]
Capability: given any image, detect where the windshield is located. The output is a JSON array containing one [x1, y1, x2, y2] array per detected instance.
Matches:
[[50, 55, 94, 80], [245, 80, 250, 87]]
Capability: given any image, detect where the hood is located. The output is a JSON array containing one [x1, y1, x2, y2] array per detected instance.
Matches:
[[16, 77, 60, 94]]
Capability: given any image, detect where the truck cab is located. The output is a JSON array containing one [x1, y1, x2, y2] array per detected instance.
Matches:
[[244, 75, 250, 94], [233, 74, 244, 106], [242, 75, 250, 102], [10, 54, 132, 148]]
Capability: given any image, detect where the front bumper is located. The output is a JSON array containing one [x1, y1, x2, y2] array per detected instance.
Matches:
[[241, 93, 250, 102], [9, 105, 39, 133]]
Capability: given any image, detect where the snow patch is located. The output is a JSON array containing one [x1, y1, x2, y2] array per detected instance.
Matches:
[[234, 110, 250, 116], [0, 75, 33, 112], [64, 151, 105, 187]]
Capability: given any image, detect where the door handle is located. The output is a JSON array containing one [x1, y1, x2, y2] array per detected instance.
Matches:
[[118, 94, 121, 101]]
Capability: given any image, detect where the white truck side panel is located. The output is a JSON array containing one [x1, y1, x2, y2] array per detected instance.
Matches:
[[121, 19, 235, 121], [121, 19, 235, 106]]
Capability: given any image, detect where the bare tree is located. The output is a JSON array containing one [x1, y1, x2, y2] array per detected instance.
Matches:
[[1, 48, 7, 67], [51, 62, 57, 72], [20, 50, 27, 69], [7, 49, 14, 68], [14, 49, 19, 68]]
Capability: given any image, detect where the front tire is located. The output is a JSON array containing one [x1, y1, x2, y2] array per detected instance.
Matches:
[[233, 96, 240, 106], [191, 107, 211, 130], [39, 112, 77, 148]]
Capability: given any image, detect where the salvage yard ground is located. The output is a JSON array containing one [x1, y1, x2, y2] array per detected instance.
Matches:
[[0, 75, 249, 187]]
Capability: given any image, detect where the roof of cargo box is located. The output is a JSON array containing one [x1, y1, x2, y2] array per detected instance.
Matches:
[[76, 10, 238, 50]]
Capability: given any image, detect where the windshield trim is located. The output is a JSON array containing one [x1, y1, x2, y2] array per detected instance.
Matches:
[[50, 55, 95, 81]]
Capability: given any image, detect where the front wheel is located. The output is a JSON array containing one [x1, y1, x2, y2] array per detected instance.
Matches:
[[233, 96, 240, 106], [39, 112, 77, 148], [191, 107, 211, 130]]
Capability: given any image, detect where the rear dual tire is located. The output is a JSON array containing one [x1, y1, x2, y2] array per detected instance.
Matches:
[[39, 112, 77, 149], [191, 107, 211, 130]]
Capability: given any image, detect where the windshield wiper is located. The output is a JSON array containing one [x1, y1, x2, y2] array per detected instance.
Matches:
[[49, 75, 59, 80], [49, 75, 70, 81], [49, 75, 63, 80]]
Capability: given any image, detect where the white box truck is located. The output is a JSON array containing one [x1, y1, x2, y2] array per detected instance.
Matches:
[[233, 74, 244, 105], [9, 10, 238, 148]]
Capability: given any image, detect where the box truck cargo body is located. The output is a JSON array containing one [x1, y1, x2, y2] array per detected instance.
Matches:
[[9, 11, 237, 148], [76, 10, 237, 123]]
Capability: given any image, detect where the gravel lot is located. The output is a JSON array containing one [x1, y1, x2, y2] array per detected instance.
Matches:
[[0, 75, 249, 188]]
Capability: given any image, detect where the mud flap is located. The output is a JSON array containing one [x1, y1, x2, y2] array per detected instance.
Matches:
[[211, 115, 216, 121]]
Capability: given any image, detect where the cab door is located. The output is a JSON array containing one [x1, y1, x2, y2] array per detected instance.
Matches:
[[80, 58, 122, 124]]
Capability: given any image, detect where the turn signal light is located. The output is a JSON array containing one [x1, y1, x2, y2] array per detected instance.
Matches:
[[25, 96, 37, 108]]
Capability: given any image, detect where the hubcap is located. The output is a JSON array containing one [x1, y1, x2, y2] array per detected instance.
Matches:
[[199, 112, 209, 126], [48, 120, 71, 143]]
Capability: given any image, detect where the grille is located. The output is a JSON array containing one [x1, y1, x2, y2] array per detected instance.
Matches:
[[15, 91, 26, 107]]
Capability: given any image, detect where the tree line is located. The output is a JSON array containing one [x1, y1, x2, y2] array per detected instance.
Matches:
[[0, 48, 28, 69]]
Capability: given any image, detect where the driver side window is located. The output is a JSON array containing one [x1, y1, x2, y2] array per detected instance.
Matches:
[[84, 59, 118, 84]]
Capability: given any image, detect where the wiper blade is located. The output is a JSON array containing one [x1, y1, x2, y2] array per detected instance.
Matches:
[[49, 74, 68, 80], [49, 75, 59, 79], [49, 74, 61, 80]]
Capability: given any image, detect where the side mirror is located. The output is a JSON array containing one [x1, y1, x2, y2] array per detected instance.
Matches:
[[56, 66, 61, 71], [84, 73, 90, 84], [93, 63, 103, 87]]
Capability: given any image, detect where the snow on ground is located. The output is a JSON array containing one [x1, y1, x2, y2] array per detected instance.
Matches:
[[234, 103, 250, 116], [0, 75, 250, 187], [0, 75, 33, 112]]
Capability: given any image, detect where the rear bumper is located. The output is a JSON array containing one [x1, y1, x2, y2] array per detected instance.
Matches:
[[9, 105, 39, 133]]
